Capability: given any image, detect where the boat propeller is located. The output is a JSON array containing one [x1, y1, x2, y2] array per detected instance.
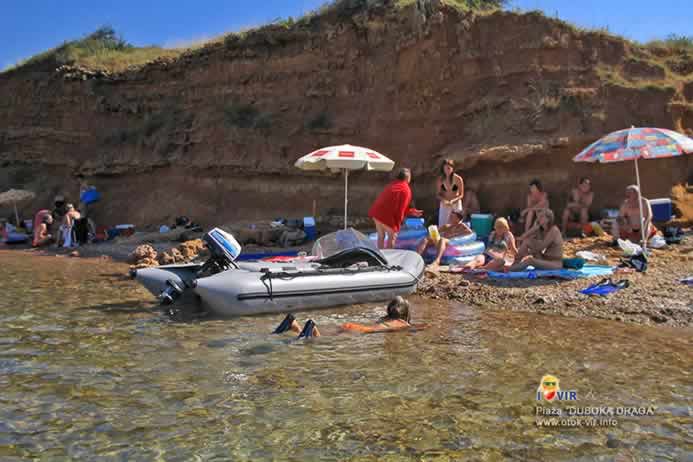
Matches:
[[158, 279, 185, 306]]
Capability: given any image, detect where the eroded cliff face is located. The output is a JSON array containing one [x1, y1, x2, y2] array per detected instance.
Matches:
[[1, 1, 691, 226]]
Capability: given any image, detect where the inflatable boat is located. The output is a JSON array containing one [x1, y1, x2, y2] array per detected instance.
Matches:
[[133, 228, 425, 317]]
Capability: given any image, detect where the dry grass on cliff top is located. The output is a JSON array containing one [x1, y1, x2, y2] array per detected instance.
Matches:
[[3, 26, 183, 74], [3, 2, 691, 79]]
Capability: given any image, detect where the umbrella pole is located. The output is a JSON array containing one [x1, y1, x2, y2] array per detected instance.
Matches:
[[13, 201, 20, 227], [343, 169, 348, 230], [634, 158, 647, 252]]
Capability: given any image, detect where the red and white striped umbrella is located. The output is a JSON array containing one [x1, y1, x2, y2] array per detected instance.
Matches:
[[295, 144, 395, 229], [294, 144, 395, 172]]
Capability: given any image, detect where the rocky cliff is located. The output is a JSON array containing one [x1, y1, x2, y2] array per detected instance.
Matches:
[[1, 0, 691, 226]]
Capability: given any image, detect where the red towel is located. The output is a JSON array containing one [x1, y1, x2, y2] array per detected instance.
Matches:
[[368, 180, 416, 233]]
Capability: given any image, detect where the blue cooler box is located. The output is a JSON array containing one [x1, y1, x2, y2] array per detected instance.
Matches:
[[404, 218, 425, 229], [471, 214, 494, 238], [303, 217, 317, 241], [650, 198, 673, 222]]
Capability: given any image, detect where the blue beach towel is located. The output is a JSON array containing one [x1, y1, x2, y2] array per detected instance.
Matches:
[[487, 265, 614, 280]]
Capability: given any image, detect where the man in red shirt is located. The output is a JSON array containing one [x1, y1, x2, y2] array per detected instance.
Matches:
[[368, 168, 423, 249]]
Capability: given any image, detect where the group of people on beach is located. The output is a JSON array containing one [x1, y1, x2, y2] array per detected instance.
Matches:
[[366, 159, 660, 272], [31, 177, 95, 249]]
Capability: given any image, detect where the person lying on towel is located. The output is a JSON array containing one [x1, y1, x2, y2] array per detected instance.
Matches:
[[272, 297, 422, 338], [416, 210, 473, 268], [510, 209, 563, 271]]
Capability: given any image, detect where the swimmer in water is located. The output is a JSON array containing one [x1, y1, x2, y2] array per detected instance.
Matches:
[[272, 296, 415, 338]]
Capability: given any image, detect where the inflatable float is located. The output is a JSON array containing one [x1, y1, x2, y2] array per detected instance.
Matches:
[[368, 230, 485, 264]]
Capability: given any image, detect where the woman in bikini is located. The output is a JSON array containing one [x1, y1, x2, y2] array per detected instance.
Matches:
[[436, 159, 464, 227], [272, 297, 416, 338], [511, 208, 563, 271], [463, 217, 518, 271], [520, 179, 550, 233]]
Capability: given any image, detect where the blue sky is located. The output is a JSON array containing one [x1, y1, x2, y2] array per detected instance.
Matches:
[[2, 0, 691, 70]]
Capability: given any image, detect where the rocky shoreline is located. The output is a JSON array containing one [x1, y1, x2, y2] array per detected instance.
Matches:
[[418, 235, 693, 328], [10, 230, 692, 328]]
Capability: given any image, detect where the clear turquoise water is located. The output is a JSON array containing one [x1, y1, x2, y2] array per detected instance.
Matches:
[[0, 250, 691, 461]]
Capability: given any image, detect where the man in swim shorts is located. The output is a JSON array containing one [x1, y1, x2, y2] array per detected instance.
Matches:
[[272, 296, 413, 338], [612, 185, 658, 244]]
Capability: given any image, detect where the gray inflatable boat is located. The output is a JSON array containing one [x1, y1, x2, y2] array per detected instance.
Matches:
[[132, 228, 425, 317]]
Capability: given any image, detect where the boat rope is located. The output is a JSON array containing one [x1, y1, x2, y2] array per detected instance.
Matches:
[[260, 271, 274, 300]]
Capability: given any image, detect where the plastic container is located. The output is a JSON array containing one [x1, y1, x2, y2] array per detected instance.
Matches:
[[428, 225, 440, 243], [80, 187, 101, 205], [404, 217, 425, 229], [590, 221, 605, 236], [603, 208, 619, 219], [471, 214, 494, 238], [650, 198, 673, 222], [303, 216, 317, 241]]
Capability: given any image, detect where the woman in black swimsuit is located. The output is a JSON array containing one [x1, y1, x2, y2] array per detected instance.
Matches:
[[436, 159, 464, 227]]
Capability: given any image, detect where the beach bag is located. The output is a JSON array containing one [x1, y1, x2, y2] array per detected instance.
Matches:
[[74, 218, 90, 245], [619, 253, 648, 273], [562, 258, 585, 270], [80, 187, 101, 205], [663, 227, 683, 245]]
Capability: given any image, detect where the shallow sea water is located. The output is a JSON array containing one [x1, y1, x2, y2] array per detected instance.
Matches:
[[1, 250, 691, 461]]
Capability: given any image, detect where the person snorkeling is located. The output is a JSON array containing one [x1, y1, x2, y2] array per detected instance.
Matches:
[[272, 296, 417, 338]]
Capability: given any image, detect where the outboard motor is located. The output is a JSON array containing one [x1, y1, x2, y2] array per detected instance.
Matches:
[[136, 227, 243, 307], [194, 227, 242, 278]]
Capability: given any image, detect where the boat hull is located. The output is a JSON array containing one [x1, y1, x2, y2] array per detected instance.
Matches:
[[134, 250, 424, 317]]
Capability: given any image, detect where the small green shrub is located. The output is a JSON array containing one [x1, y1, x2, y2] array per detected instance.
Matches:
[[306, 112, 332, 131], [646, 34, 693, 54], [224, 102, 272, 129]]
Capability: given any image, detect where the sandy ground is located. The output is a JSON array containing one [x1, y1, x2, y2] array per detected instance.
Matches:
[[6, 228, 692, 328]]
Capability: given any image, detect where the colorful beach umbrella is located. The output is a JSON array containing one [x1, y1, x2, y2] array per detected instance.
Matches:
[[573, 127, 693, 248], [295, 144, 395, 229]]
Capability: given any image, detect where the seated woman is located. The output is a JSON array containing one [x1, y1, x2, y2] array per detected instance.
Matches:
[[612, 185, 658, 244], [273, 296, 415, 338], [510, 209, 563, 271], [416, 210, 473, 267], [519, 179, 550, 233], [561, 177, 594, 236], [58, 204, 81, 248], [463, 217, 518, 271], [32, 215, 54, 248]]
